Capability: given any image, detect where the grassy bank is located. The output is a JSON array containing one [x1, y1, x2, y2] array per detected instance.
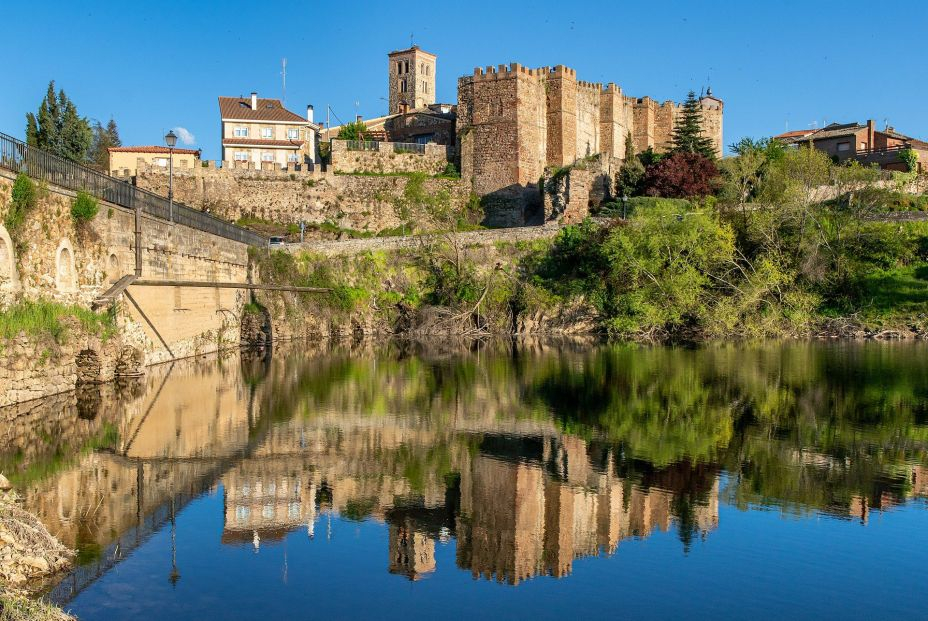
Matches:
[[0, 300, 116, 344], [0, 591, 72, 621]]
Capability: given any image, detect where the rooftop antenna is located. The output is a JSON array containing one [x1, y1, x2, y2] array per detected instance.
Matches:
[[410, 32, 414, 47], [281, 58, 287, 104], [883, 117, 889, 130]]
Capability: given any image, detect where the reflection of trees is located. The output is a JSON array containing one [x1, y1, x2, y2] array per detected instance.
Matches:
[[261, 341, 928, 518], [526, 342, 928, 515]]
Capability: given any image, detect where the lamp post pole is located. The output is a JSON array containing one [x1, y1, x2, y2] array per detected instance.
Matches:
[[165, 130, 177, 223], [622, 194, 629, 220]]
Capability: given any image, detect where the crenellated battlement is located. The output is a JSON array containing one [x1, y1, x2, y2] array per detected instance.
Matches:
[[457, 58, 724, 221], [470, 62, 551, 81]]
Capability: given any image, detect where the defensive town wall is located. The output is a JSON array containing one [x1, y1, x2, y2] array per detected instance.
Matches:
[[0, 169, 250, 406], [135, 162, 470, 234], [457, 63, 723, 225]]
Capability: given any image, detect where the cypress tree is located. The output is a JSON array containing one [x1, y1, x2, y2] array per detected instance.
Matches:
[[25, 81, 91, 163], [89, 117, 122, 170], [670, 91, 716, 159]]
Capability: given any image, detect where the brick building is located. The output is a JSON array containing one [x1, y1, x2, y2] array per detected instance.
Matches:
[[456, 63, 723, 222], [775, 120, 928, 172]]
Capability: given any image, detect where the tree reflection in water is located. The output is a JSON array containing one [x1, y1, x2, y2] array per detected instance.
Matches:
[[0, 339, 926, 597]]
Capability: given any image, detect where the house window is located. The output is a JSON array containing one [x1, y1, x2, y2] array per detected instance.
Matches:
[[287, 153, 300, 163], [837, 142, 850, 152], [153, 157, 168, 167], [261, 127, 274, 139], [400, 79, 407, 93], [234, 126, 249, 137], [234, 152, 249, 161], [404, 60, 409, 73], [414, 134, 434, 145], [288, 128, 299, 140], [261, 152, 274, 162]]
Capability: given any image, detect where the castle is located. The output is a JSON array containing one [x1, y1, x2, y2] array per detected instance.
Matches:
[[456, 62, 723, 220]]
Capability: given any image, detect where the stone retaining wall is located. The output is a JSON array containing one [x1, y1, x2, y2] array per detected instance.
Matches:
[[136, 164, 470, 233], [0, 169, 250, 405], [330, 140, 451, 175], [290, 223, 561, 257]]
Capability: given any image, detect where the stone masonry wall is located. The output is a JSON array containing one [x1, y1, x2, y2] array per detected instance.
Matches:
[[0, 169, 250, 404], [136, 162, 470, 233], [458, 63, 725, 227], [330, 140, 451, 175]]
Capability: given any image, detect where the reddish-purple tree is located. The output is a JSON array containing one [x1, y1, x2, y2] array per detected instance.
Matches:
[[643, 152, 720, 198]]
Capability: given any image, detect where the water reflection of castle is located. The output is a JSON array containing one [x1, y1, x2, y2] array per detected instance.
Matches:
[[220, 429, 720, 585], [5, 347, 928, 602]]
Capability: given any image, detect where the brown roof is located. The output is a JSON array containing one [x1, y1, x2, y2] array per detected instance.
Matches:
[[219, 96, 307, 123], [774, 130, 815, 139], [107, 145, 200, 155], [221, 138, 304, 148]]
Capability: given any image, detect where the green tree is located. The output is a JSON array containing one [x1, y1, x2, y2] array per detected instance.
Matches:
[[88, 118, 121, 171], [670, 91, 716, 159], [615, 131, 645, 197], [25, 81, 92, 163], [899, 148, 919, 173], [336, 120, 369, 141]]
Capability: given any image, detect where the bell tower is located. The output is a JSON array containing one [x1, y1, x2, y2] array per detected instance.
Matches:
[[388, 45, 436, 114]]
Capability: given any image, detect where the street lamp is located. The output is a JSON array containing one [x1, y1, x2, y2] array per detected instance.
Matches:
[[621, 194, 629, 220], [165, 130, 177, 223]]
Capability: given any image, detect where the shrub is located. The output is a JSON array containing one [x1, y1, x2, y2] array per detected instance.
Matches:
[[70, 190, 99, 223], [643, 152, 720, 198], [5, 173, 37, 233]]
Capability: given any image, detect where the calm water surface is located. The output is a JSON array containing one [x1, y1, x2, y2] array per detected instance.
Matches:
[[3, 340, 928, 620]]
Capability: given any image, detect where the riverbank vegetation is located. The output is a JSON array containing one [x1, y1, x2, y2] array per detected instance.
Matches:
[[0, 300, 117, 344], [549, 141, 928, 339]]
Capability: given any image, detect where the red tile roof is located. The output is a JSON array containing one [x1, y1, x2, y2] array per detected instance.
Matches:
[[107, 145, 200, 155], [221, 138, 304, 148], [219, 96, 307, 123]]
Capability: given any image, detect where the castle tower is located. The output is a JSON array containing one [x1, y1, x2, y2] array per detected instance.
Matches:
[[388, 46, 436, 114]]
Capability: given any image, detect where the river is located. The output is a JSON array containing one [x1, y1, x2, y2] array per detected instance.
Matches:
[[2, 339, 927, 620]]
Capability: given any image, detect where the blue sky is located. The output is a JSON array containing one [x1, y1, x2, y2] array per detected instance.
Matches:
[[4, 1, 926, 159]]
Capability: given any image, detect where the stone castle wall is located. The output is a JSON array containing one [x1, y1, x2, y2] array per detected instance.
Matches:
[[330, 140, 451, 175], [458, 63, 724, 225], [136, 164, 469, 233]]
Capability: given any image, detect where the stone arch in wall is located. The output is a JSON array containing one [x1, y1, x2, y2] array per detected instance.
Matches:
[[55, 238, 77, 293], [0, 225, 19, 290], [107, 252, 120, 283]]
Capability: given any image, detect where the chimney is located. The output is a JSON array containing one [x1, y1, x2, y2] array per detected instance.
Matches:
[[251, 92, 257, 111], [867, 119, 874, 150], [306, 104, 314, 124], [356, 115, 363, 123]]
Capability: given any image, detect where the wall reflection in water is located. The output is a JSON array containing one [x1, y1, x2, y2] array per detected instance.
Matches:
[[0, 339, 926, 600]]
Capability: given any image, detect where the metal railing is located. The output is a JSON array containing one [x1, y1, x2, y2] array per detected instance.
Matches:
[[0, 132, 265, 247], [344, 139, 428, 155], [345, 140, 380, 152], [392, 142, 426, 154]]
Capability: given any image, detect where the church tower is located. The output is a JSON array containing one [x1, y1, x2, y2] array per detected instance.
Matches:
[[388, 45, 436, 114]]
